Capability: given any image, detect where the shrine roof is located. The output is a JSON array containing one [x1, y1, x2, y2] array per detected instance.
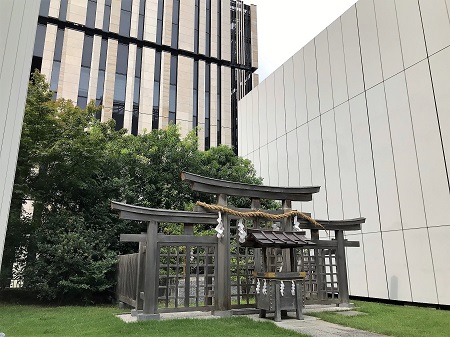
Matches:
[[241, 229, 316, 248]]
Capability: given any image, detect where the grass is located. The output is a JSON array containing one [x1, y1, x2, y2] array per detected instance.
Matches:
[[1, 300, 449, 337], [309, 300, 450, 337], [0, 304, 308, 337]]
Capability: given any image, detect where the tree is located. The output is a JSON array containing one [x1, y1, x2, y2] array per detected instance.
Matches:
[[2, 72, 265, 303]]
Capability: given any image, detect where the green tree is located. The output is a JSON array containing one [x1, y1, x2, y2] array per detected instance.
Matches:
[[2, 72, 266, 303]]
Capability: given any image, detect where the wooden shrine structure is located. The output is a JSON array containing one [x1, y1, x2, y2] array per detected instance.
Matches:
[[114, 172, 365, 321]]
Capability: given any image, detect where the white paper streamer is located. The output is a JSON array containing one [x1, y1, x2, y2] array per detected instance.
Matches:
[[215, 211, 224, 238], [280, 281, 285, 296], [272, 222, 280, 231], [256, 279, 260, 294], [262, 280, 267, 295], [237, 218, 247, 243], [293, 215, 301, 232], [291, 281, 296, 296]]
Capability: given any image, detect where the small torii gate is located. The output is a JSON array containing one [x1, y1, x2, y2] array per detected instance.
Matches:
[[113, 172, 365, 321]]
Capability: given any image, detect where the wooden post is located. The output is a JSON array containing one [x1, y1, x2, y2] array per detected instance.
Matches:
[[214, 193, 231, 315], [274, 281, 281, 322], [251, 198, 262, 273], [132, 236, 146, 315], [336, 229, 350, 306], [294, 279, 304, 320], [184, 224, 193, 308], [138, 221, 160, 320], [281, 200, 292, 273], [311, 229, 324, 301]]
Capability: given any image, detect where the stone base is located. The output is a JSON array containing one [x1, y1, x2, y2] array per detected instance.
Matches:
[[212, 310, 232, 317], [131, 309, 142, 317], [137, 313, 160, 321], [337, 302, 355, 308]]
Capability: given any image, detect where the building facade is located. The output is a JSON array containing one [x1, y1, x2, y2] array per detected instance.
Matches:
[[32, 0, 258, 150], [0, 0, 41, 271], [239, 0, 450, 306]]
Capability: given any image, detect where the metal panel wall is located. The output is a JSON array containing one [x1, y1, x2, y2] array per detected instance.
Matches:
[[238, 0, 450, 306], [0, 0, 41, 270]]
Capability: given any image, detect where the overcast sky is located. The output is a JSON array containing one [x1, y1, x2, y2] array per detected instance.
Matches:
[[249, 0, 358, 81]]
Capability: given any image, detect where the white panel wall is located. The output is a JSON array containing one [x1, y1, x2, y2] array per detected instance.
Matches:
[[238, 0, 450, 305], [366, 84, 402, 232], [0, 0, 41, 270], [335, 102, 360, 219]]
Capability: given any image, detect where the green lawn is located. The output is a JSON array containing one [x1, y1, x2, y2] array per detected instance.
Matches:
[[1, 301, 449, 337], [310, 300, 450, 337], [0, 304, 307, 337]]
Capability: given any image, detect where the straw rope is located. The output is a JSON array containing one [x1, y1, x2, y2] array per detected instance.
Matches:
[[196, 201, 324, 229]]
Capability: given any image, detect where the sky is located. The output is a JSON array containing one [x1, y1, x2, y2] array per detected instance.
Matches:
[[249, 0, 358, 81]]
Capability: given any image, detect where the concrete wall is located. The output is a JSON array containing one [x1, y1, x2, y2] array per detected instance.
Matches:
[[0, 0, 41, 270], [239, 0, 450, 306]]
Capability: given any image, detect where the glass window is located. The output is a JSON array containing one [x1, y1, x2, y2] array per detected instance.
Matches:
[[59, 0, 68, 21], [39, 0, 50, 17], [169, 85, 176, 112], [154, 52, 161, 79], [152, 107, 159, 129], [78, 67, 90, 97], [77, 96, 88, 109], [131, 106, 139, 135], [96, 70, 105, 103], [103, 0, 111, 31], [138, 15, 144, 40], [152, 51, 162, 129], [50, 61, 61, 92], [173, 0, 180, 24], [133, 78, 140, 104], [170, 56, 177, 85], [81, 35, 94, 67], [86, 0, 97, 28], [169, 112, 175, 124], [33, 24, 47, 58], [135, 47, 142, 78], [205, 95, 210, 118], [171, 25, 178, 49], [99, 39, 108, 71], [113, 103, 125, 130], [113, 74, 127, 102], [156, 0, 164, 44], [121, 0, 132, 12], [119, 10, 131, 37], [116, 44, 129, 74], [205, 64, 210, 91], [54, 29, 65, 61], [206, 0, 211, 56], [152, 83, 160, 107]]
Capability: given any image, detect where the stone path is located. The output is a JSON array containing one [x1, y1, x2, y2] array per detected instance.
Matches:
[[248, 314, 387, 337]]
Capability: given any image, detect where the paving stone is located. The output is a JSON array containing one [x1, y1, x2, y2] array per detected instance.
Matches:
[[337, 310, 368, 317]]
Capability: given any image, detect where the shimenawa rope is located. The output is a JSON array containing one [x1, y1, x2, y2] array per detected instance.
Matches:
[[196, 201, 324, 229]]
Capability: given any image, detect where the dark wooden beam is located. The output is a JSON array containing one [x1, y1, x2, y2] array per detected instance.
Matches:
[[120, 234, 146, 242], [157, 234, 217, 244], [298, 217, 365, 231], [111, 201, 218, 224], [181, 172, 320, 201], [311, 239, 360, 248]]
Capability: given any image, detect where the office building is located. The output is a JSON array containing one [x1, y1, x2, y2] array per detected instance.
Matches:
[[239, 0, 450, 306], [32, 0, 258, 150]]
